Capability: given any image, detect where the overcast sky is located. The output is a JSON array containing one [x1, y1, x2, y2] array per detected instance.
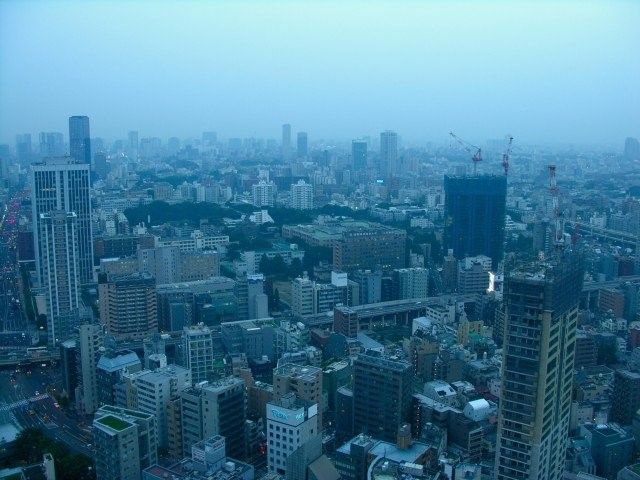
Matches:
[[0, 0, 638, 147]]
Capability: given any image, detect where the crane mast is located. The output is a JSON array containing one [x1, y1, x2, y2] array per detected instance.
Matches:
[[502, 135, 514, 175], [548, 164, 565, 248], [449, 131, 482, 175]]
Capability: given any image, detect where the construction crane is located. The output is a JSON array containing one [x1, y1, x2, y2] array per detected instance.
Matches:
[[449, 131, 482, 175], [502, 135, 514, 175], [548, 164, 565, 248]]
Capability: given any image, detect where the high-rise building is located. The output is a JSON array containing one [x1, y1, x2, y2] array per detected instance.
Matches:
[[273, 363, 323, 428], [352, 352, 412, 442], [98, 273, 158, 341], [495, 252, 584, 480], [16, 133, 32, 163], [457, 255, 492, 294], [291, 276, 314, 316], [252, 180, 276, 207], [581, 423, 634, 480], [77, 323, 104, 415], [31, 157, 93, 284], [60, 339, 78, 400], [380, 130, 398, 175], [282, 124, 292, 158], [68, 115, 91, 164], [202, 131, 217, 149], [38, 132, 64, 156], [182, 324, 215, 383], [444, 174, 507, 269], [625, 137, 640, 161], [97, 349, 142, 407], [290, 180, 313, 210], [127, 131, 139, 159], [135, 365, 191, 449], [297, 132, 308, 158], [352, 140, 368, 171], [39, 211, 80, 345], [93, 405, 158, 480], [610, 369, 640, 425], [392, 267, 429, 300], [266, 393, 320, 477], [179, 377, 246, 458]]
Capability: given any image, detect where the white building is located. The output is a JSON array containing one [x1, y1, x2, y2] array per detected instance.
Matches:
[[181, 324, 214, 384], [31, 157, 93, 284], [290, 180, 313, 210], [291, 276, 314, 316], [252, 180, 276, 207], [135, 365, 192, 448], [267, 394, 319, 476]]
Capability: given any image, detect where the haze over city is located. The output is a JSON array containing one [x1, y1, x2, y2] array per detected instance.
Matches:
[[1, 0, 639, 146]]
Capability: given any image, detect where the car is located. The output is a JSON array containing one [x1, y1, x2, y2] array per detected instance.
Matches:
[[53, 402, 59, 408]]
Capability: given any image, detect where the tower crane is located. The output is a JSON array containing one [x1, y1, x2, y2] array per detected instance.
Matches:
[[502, 135, 514, 175], [449, 131, 482, 175]]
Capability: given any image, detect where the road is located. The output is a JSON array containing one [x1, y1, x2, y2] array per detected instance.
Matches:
[[0, 364, 95, 459]]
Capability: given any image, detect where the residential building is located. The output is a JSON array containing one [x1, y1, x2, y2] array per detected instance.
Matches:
[[252, 181, 276, 207], [291, 180, 313, 210], [182, 324, 215, 383], [380, 130, 398, 175]]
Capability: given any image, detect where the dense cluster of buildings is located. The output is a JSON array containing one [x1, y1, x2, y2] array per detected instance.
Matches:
[[1, 118, 640, 480]]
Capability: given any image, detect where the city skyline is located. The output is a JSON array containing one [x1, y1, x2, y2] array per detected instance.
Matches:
[[1, 1, 639, 146]]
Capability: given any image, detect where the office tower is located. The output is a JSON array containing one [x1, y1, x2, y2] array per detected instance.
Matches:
[[93, 405, 157, 480], [444, 175, 507, 270], [77, 323, 104, 415], [252, 180, 276, 207], [39, 211, 80, 345], [581, 423, 634, 480], [93, 152, 108, 179], [625, 137, 640, 161], [69, 115, 91, 164], [31, 157, 93, 284], [179, 377, 246, 458], [495, 252, 584, 480], [290, 180, 313, 210], [380, 130, 398, 175], [127, 131, 138, 159], [97, 349, 142, 407], [60, 339, 78, 400], [291, 275, 314, 316], [457, 255, 492, 294], [351, 270, 382, 305], [267, 393, 320, 477], [297, 132, 308, 158], [38, 132, 64, 156], [15, 133, 32, 163], [273, 363, 323, 428], [282, 124, 292, 158], [353, 352, 412, 442], [182, 324, 215, 383], [202, 131, 217, 148], [392, 267, 429, 300], [333, 226, 406, 272], [610, 370, 640, 425], [98, 273, 158, 341], [352, 140, 368, 171], [247, 274, 268, 320], [135, 366, 191, 449]]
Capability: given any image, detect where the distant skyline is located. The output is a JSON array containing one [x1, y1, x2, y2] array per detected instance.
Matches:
[[1, 1, 639, 147]]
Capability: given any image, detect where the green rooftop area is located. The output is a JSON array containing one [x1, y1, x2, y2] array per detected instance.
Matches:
[[97, 415, 132, 431], [631, 464, 640, 474]]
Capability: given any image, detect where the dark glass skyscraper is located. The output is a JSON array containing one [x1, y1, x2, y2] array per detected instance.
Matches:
[[351, 140, 367, 171], [297, 131, 308, 157], [69, 115, 91, 164], [444, 174, 507, 269]]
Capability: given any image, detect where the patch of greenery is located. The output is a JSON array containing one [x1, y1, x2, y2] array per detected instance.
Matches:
[[124, 201, 241, 226]]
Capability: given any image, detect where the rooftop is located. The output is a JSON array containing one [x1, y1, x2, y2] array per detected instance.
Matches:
[[96, 415, 132, 432]]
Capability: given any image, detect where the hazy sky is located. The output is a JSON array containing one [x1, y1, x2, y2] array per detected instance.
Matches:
[[1, 0, 638, 146]]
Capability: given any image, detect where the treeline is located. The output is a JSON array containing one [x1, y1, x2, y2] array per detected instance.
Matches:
[[124, 201, 241, 226]]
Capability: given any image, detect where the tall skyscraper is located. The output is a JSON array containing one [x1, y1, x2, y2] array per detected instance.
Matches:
[[31, 157, 93, 284], [297, 132, 308, 157], [352, 352, 412, 442], [38, 132, 64, 156], [282, 124, 291, 158], [380, 130, 398, 175], [444, 175, 507, 270], [351, 140, 367, 171], [127, 130, 139, 159], [77, 323, 104, 415], [15, 133, 32, 163], [495, 252, 584, 480], [39, 210, 80, 345], [68, 115, 91, 164]]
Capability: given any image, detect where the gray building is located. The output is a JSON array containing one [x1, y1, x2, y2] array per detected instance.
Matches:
[[69, 115, 91, 164]]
